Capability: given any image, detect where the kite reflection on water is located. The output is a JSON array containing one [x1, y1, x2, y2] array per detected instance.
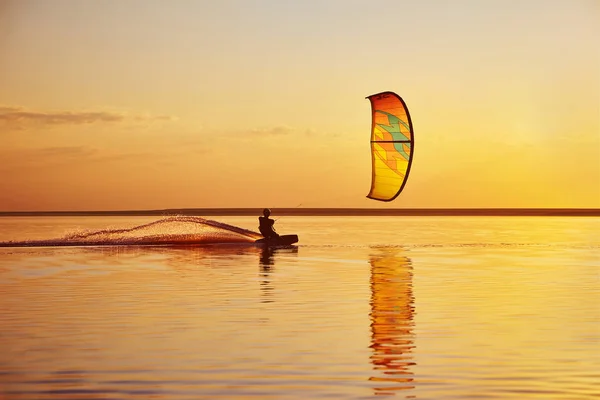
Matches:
[[369, 248, 416, 395]]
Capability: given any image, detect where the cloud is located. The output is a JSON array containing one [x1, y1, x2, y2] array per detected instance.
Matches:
[[195, 125, 298, 143], [0, 106, 22, 113], [0, 105, 177, 128], [248, 125, 294, 136], [250, 126, 331, 138], [36, 146, 99, 158], [132, 114, 178, 122]]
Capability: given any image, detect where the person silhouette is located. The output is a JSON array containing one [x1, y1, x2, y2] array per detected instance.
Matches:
[[258, 208, 279, 239]]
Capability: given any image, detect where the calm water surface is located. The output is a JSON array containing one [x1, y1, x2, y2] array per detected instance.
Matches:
[[0, 216, 598, 399]]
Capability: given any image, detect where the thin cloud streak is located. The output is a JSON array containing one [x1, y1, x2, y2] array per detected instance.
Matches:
[[249, 126, 294, 136], [36, 146, 99, 157], [0, 106, 177, 127], [211, 125, 325, 140]]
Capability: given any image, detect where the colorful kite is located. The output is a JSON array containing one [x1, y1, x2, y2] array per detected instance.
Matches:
[[366, 91, 415, 201]]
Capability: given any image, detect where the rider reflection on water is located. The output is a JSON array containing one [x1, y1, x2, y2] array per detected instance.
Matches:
[[258, 208, 280, 239]]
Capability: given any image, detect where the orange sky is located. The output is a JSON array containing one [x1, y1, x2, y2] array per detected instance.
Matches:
[[1, 0, 598, 210]]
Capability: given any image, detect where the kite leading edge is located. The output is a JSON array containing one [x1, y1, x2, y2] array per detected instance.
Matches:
[[366, 91, 415, 202]]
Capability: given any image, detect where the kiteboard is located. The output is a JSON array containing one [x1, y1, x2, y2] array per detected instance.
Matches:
[[254, 234, 299, 246]]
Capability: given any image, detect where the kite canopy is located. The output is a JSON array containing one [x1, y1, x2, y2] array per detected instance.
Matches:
[[366, 91, 414, 202]]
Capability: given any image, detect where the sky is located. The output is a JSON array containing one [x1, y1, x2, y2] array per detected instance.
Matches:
[[0, 0, 598, 210]]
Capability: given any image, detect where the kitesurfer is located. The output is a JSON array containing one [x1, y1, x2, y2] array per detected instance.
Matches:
[[258, 208, 279, 239]]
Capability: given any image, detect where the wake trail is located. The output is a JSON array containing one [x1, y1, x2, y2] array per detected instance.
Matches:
[[0, 216, 263, 248]]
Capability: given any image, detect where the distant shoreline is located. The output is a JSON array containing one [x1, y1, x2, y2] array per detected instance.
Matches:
[[1, 208, 599, 217]]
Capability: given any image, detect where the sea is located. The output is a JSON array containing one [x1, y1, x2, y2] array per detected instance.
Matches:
[[0, 215, 598, 399]]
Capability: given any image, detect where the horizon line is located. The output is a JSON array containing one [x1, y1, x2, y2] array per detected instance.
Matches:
[[0, 207, 599, 217]]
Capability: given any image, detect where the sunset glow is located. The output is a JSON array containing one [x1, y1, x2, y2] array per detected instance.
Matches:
[[1, 0, 598, 210]]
